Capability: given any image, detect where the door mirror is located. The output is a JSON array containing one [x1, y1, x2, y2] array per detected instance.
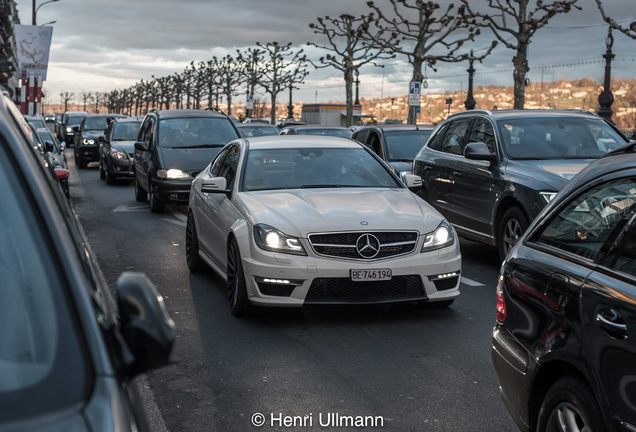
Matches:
[[44, 140, 54, 152], [117, 272, 175, 377], [401, 173, 422, 192], [134, 141, 149, 151], [464, 142, 497, 161], [201, 177, 230, 194], [98, 135, 107, 144]]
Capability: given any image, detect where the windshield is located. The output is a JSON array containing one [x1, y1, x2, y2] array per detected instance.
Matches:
[[112, 121, 141, 141], [297, 128, 351, 138], [242, 147, 402, 191], [158, 117, 239, 148], [384, 130, 433, 162], [0, 154, 88, 424], [239, 125, 280, 137], [498, 117, 627, 160], [83, 116, 111, 131], [66, 116, 86, 127], [28, 119, 46, 129]]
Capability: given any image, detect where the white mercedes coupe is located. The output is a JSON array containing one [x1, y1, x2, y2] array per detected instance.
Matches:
[[186, 135, 461, 316]]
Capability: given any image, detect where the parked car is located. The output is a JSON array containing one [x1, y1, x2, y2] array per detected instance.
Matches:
[[28, 123, 71, 199], [236, 123, 280, 138], [413, 109, 629, 261], [98, 117, 142, 184], [0, 86, 175, 431], [242, 117, 271, 124], [24, 114, 46, 129], [186, 135, 461, 316], [59, 111, 88, 146], [74, 113, 127, 169], [133, 108, 241, 213], [351, 124, 435, 175], [279, 125, 352, 138], [492, 140, 636, 432]]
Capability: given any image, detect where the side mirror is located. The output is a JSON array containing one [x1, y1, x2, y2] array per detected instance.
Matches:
[[401, 173, 422, 192], [117, 272, 175, 377], [201, 177, 229, 194], [464, 142, 497, 161], [72, 126, 79, 133], [44, 140, 54, 152], [134, 141, 149, 151], [98, 135, 107, 144]]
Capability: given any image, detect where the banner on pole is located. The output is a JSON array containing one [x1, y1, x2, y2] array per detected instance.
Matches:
[[15, 25, 53, 81]]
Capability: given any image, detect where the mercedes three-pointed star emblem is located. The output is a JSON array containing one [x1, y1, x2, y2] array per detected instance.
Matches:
[[356, 233, 381, 259]]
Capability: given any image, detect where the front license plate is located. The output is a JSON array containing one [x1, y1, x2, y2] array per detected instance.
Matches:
[[350, 268, 392, 282]]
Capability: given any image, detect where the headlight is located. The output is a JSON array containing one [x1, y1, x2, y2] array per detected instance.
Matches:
[[82, 138, 95, 145], [110, 148, 127, 159], [156, 169, 190, 179], [421, 220, 454, 252], [539, 192, 557, 205], [254, 224, 306, 256], [66, 127, 72, 133]]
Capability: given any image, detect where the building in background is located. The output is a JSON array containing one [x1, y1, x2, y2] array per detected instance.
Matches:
[[301, 103, 362, 126], [0, 0, 20, 100]]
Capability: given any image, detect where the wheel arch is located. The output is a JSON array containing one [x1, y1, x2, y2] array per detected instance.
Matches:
[[494, 196, 531, 241]]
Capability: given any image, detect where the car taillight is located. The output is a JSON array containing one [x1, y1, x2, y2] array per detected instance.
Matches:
[[496, 274, 506, 323], [54, 168, 71, 180]]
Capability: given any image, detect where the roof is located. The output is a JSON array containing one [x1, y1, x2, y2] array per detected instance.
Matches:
[[284, 125, 350, 130], [244, 135, 358, 150], [447, 108, 601, 121], [151, 109, 230, 119]]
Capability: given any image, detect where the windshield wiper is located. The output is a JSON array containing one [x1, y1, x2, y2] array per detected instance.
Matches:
[[180, 144, 225, 149]]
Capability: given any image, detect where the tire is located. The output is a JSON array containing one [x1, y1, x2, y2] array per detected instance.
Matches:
[[185, 212, 204, 273], [99, 159, 106, 180], [105, 162, 116, 185], [76, 150, 87, 169], [498, 206, 528, 262], [149, 181, 165, 213], [227, 238, 253, 317], [134, 178, 147, 202], [537, 375, 605, 432]]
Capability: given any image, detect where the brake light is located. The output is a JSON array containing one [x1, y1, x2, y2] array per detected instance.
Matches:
[[54, 168, 71, 180], [496, 274, 506, 323]]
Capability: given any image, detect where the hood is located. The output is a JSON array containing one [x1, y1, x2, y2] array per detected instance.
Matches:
[[507, 159, 592, 189], [235, 188, 443, 238], [111, 141, 136, 154], [82, 130, 106, 139], [158, 147, 222, 173]]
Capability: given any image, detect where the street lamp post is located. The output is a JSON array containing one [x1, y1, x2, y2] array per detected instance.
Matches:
[[598, 27, 615, 122], [33, 0, 60, 25], [354, 70, 360, 106], [287, 83, 294, 120], [464, 50, 476, 111]]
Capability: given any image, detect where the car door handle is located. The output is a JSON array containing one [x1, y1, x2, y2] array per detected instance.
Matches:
[[423, 165, 432, 170], [453, 172, 463, 177], [596, 308, 628, 339]]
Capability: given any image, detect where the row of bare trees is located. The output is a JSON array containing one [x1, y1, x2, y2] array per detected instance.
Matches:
[[57, 0, 633, 126]]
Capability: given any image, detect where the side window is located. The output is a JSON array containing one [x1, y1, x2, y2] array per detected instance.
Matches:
[[468, 118, 496, 153], [210, 148, 229, 177], [426, 123, 450, 152], [439, 119, 472, 155], [139, 117, 154, 146], [368, 132, 382, 157], [532, 178, 636, 261], [211, 145, 239, 189], [352, 130, 369, 144]]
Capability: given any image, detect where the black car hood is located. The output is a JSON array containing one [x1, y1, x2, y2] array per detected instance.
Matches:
[[389, 161, 413, 175], [507, 158, 593, 189], [158, 147, 223, 173], [81, 130, 106, 140]]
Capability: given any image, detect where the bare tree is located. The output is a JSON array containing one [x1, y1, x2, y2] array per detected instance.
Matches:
[[308, 14, 394, 127], [79, 90, 93, 112], [208, 55, 245, 117], [368, 0, 494, 123], [257, 41, 308, 124], [60, 91, 75, 112], [594, 0, 636, 39], [203, 60, 221, 109], [236, 47, 265, 118], [461, 0, 579, 109]]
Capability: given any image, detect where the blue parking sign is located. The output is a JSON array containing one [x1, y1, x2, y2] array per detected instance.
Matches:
[[409, 81, 421, 107]]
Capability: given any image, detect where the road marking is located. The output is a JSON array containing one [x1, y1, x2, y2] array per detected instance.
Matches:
[[461, 276, 485, 287], [114, 204, 149, 212], [161, 218, 186, 227], [169, 209, 187, 223]]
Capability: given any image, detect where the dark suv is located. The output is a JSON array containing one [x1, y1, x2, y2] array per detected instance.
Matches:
[[493, 141, 636, 432], [0, 87, 175, 431], [134, 108, 241, 213], [351, 124, 434, 175], [413, 109, 629, 261], [58, 111, 88, 146], [98, 117, 142, 184], [74, 113, 126, 168]]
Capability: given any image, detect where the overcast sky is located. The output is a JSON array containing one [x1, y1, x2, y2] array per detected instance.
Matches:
[[13, 0, 636, 105]]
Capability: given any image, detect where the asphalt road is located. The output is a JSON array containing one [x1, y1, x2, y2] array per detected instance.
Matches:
[[67, 150, 518, 432]]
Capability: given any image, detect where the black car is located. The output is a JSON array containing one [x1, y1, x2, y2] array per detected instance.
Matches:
[[74, 113, 127, 169], [492, 141, 636, 432], [351, 124, 435, 175], [98, 117, 142, 184], [236, 122, 280, 138], [134, 108, 241, 213], [24, 114, 46, 129], [278, 125, 352, 138], [0, 87, 175, 431], [413, 109, 629, 261], [59, 111, 88, 146]]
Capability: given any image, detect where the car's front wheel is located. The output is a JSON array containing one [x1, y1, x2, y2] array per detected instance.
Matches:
[[185, 212, 204, 273], [105, 161, 116, 185], [498, 206, 528, 262], [227, 238, 252, 317], [99, 158, 106, 180], [537, 375, 604, 432], [149, 182, 165, 213], [134, 178, 147, 202]]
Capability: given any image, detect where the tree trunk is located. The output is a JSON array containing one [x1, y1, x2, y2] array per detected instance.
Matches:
[[270, 92, 277, 125], [344, 69, 354, 127], [512, 42, 529, 109], [408, 59, 424, 125]]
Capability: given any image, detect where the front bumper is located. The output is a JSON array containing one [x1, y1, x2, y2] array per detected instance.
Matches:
[[108, 156, 135, 178], [152, 178, 192, 204], [235, 232, 462, 307], [78, 145, 99, 163]]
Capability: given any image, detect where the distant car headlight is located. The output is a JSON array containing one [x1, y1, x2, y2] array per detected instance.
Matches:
[[156, 169, 190, 179], [110, 148, 127, 159], [540, 192, 557, 205], [83, 138, 95, 145], [66, 127, 73, 133], [422, 220, 454, 252], [254, 224, 307, 256]]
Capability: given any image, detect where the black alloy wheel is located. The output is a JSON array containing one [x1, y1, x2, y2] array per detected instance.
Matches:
[[99, 158, 106, 180], [498, 206, 528, 262], [149, 181, 165, 213], [105, 161, 116, 185], [537, 375, 604, 432], [227, 238, 252, 317], [185, 212, 204, 272], [134, 178, 147, 202]]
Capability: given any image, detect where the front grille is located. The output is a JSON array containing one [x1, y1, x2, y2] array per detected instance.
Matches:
[[305, 275, 425, 304], [308, 231, 418, 260], [431, 276, 459, 291]]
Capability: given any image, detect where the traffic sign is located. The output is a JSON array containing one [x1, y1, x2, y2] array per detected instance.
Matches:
[[246, 94, 254, 110], [408, 81, 421, 107]]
